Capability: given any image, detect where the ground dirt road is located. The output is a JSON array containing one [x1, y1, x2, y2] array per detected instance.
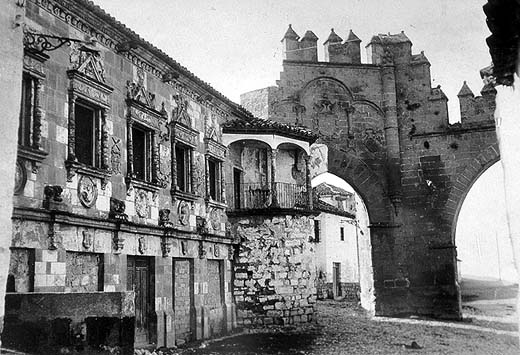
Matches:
[[141, 279, 519, 355]]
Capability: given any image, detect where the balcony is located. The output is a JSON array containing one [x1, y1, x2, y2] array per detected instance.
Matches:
[[226, 182, 310, 211]]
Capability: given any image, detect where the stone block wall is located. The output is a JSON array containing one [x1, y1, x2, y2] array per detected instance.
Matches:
[[174, 259, 193, 345], [7, 248, 34, 293], [65, 252, 103, 292], [34, 249, 66, 292], [232, 214, 317, 326]]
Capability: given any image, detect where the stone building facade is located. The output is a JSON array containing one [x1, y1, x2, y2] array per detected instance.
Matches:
[[242, 26, 498, 319], [3, 0, 252, 352], [313, 183, 361, 301], [222, 117, 319, 327]]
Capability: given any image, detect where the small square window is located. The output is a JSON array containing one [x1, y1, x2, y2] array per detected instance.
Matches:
[[132, 125, 152, 182]]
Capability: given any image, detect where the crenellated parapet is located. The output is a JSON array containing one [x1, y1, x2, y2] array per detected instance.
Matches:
[[282, 25, 362, 64], [457, 79, 496, 125], [281, 24, 319, 62]]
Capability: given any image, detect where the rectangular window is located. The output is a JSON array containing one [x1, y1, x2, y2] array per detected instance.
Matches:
[[340, 226, 345, 241], [314, 220, 321, 242], [75, 102, 100, 167], [176, 144, 190, 192], [208, 158, 221, 201], [132, 125, 151, 181], [19, 74, 33, 147]]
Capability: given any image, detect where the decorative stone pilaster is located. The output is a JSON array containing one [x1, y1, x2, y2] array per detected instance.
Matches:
[[270, 148, 278, 207], [304, 155, 313, 210], [126, 119, 134, 178], [67, 94, 77, 161]]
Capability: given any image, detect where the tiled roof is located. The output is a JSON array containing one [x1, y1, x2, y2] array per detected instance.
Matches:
[[314, 182, 352, 197], [80, 0, 254, 119], [314, 199, 355, 219], [222, 116, 318, 142]]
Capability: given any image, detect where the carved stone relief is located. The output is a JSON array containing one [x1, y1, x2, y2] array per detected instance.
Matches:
[[82, 230, 93, 250], [14, 160, 27, 195], [138, 236, 147, 254], [78, 175, 98, 208], [135, 190, 149, 218], [69, 42, 106, 83], [110, 137, 121, 174], [210, 208, 221, 231], [192, 153, 205, 196], [178, 200, 190, 226]]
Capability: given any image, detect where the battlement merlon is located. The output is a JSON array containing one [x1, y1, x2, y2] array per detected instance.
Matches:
[[457, 77, 496, 125]]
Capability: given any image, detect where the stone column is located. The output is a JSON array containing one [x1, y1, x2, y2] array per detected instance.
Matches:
[[67, 94, 77, 161], [188, 149, 194, 193], [127, 119, 134, 177], [170, 138, 177, 190], [381, 64, 402, 213], [205, 155, 210, 199], [220, 157, 226, 204], [270, 148, 278, 207], [0, 0, 24, 341], [101, 110, 109, 170], [304, 155, 313, 210], [151, 131, 159, 183], [32, 78, 43, 150]]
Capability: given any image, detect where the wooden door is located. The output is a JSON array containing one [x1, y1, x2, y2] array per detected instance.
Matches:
[[128, 256, 153, 346], [333, 262, 341, 298]]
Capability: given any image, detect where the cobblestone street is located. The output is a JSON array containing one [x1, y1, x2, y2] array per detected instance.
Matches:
[[163, 281, 519, 355]]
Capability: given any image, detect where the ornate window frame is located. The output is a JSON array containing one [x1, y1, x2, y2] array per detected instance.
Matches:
[[65, 44, 113, 188], [170, 94, 199, 201], [17, 48, 49, 175], [204, 136, 227, 208], [125, 71, 167, 193]]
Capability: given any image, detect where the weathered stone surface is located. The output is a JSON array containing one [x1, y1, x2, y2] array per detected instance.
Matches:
[[241, 29, 499, 319], [232, 214, 316, 326]]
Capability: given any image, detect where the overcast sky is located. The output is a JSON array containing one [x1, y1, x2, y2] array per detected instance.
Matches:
[[92, 0, 512, 280], [94, 0, 491, 122]]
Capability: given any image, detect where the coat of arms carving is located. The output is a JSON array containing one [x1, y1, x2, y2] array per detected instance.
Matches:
[[78, 175, 98, 208]]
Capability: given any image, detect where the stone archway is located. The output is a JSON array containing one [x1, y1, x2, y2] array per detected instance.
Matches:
[[445, 142, 500, 242]]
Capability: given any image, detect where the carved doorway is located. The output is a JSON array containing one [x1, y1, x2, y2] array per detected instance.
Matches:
[[127, 256, 154, 346]]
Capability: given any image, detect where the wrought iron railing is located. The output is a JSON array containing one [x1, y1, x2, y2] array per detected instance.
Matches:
[[226, 182, 309, 210]]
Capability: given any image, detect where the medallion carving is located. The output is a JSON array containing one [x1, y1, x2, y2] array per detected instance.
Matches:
[[78, 175, 98, 208], [14, 160, 27, 195], [135, 190, 149, 218], [214, 245, 220, 258], [82, 230, 93, 250], [210, 208, 221, 231]]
